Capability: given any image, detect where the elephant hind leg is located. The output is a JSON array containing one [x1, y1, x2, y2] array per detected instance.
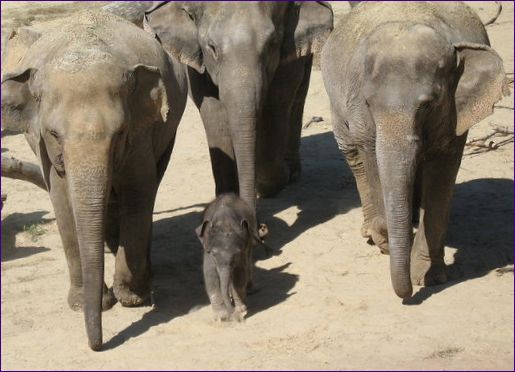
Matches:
[[285, 55, 313, 184], [105, 192, 120, 255]]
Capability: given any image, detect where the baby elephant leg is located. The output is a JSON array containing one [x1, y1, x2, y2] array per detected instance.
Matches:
[[203, 253, 231, 321], [231, 259, 248, 321]]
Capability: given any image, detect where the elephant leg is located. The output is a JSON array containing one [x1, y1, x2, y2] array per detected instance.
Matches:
[[362, 149, 389, 254], [113, 156, 156, 307], [411, 147, 464, 286], [231, 258, 248, 321], [412, 166, 423, 226], [256, 58, 306, 198], [189, 69, 238, 195], [49, 167, 116, 311], [342, 147, 376, 237], [105, 192, 119, 255], [203, 252, 230, 321], [333, 109, 387, 251], [285, 55, 313, 184]]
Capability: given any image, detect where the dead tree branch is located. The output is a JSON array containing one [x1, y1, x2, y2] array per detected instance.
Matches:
[[464, 125, 514, 156], [1, 156, 47, 190]]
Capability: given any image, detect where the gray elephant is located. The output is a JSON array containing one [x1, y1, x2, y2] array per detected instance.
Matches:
[[321, 2, 510, 299], [196, 193, 268, 322], [1, 11, 188, 350], [143, 2, 334, 215]]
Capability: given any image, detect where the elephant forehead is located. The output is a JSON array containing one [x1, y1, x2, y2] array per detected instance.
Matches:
[[49, 47, 114, 73], [366, 23, 454, 75], [43, 62, 126, 100]]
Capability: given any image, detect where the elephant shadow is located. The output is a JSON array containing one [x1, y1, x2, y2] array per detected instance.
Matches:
[[257, 130, 361, 257], [103, 131, 350, 348], [104, 209, 299, 349], [406, 177, 514, 304], [1, 211, 52, 261]]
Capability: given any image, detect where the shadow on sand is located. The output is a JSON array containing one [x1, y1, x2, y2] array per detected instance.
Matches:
[[405, 177, 514, 304], [104, 130, 357, 348]]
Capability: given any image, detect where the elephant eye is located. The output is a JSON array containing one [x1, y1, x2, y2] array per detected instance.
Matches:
[[49, 130, 59, 139], [207, 41, 218, 61]]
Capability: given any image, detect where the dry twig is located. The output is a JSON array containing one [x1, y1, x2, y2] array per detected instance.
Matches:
[[464, 125, 514, 156]]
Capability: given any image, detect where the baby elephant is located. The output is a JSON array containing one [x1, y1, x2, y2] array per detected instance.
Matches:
[[196, 194, 268, 321]]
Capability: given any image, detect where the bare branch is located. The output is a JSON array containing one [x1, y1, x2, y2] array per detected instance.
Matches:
[[1, 156, 47, 190]]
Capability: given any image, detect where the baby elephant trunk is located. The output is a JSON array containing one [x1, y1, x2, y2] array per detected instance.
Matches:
[[217, 266, 234, 311]]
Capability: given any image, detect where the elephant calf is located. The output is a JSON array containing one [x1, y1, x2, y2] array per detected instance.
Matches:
[[196, 194, 268, 321], [321, 2, 510, 299], [1, 10, 187, 350]]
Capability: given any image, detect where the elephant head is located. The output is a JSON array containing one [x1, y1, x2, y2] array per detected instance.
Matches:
[[1, 59, 169, 350], [361, 24, 509, 298], [144, 1, 333, 213]]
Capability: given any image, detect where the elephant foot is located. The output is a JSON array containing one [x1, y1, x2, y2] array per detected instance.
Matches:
[[363, 217, 389, 254], [231, 304, 247, 322], [67, 284, 117, 312], [212, 304, 232, 322], [256, 163, 290, 198], [286, 158, 301, 184], [411, 257, 447, 286], [361, 221, 372, 239], [113, 282, 151, 307]]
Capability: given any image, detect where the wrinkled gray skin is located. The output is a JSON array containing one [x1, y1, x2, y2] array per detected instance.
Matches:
[[321, 2, 509, 299], [144, 2, 333, 215], [1, 11, 187, 350], [197, 194, 267, 322]]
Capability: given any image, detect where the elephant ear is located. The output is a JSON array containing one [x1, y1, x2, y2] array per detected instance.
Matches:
[[130, 64, 169, 125], [454, 42, 511, 136], [195, 220, 210, 248], [2, 68, 51, 189], [281, 1, 334, 64], [143, 2, 204, 74], [1, 68, 38, 133]]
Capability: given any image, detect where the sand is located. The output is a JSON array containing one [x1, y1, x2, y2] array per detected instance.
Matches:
[[1, 1, 513, 370]]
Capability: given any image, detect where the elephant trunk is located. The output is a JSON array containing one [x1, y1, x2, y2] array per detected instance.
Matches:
[[217, 266, 234, 311], [219, 65, 265, 216], [376, 116, 420, 299], [66, 140, 112, 351]]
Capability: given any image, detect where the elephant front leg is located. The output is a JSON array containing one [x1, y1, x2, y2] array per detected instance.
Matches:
[[113, 162, 156, 307], [203, 253, 231, 322], [336, 124, 387, 253], [231, 251, 253, 322], [49, 168, 116, 311], [192, 72, 239, 196], [256, 58, 307, 198], [410, 150, 463, 286]]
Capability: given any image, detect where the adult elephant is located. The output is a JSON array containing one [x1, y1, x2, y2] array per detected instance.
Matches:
[[144, 2, 333, 214], [1, 10, 188, 350], [321, 2, 510, 299]]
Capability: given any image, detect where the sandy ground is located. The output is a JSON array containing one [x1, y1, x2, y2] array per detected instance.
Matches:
[[1, 1, 513, 370]]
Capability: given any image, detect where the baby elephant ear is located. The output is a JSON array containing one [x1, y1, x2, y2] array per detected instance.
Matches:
[[1, 68, 38, 133], [454, 42, 511, 136], [195, 220, 209, 244], [130, 64, 169, 124]]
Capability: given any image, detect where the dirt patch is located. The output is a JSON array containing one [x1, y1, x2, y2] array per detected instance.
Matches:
[[1, 2, 513, 370]]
